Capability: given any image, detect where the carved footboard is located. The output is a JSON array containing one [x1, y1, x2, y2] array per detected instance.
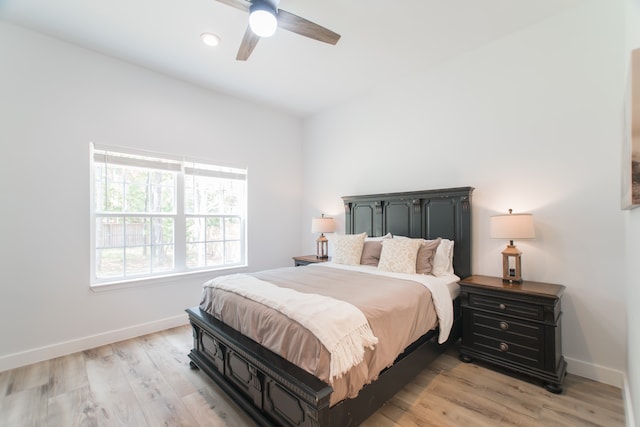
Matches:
[[187, 307, 332, 427]]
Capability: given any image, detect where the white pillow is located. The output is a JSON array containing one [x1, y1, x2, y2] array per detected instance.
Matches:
[[378, 238, 423, 274], [433, 239, 455, 276], [332, 233, 366, 265]]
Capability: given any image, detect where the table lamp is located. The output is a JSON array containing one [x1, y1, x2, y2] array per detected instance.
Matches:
[[311, 214, 336, 259], [490, 209, 535, 283]]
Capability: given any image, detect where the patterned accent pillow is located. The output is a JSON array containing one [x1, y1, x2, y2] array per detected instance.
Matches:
[[416, 238, 441, 274], [332, 233, 366, 265], [378, 238, 423, 274]]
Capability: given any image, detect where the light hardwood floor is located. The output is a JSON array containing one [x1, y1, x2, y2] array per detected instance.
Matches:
[[0, 325, 626, 427]]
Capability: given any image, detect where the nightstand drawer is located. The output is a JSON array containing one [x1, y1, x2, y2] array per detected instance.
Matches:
[[468, 330, 543, 369], [471, 312, 542, 342], [468, 293, 543, 321], [465, 311, 544, 369]]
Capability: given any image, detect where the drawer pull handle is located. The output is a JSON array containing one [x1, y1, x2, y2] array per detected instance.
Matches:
[[499, 321, 509, 331], [499, 343, 509, 352], [499, 303, 507, 310]]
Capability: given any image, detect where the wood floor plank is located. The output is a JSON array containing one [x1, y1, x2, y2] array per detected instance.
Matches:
[[0, 384, 48, 427], [538, 390, 627, 426], [425, 378, 538, 426], [538, 403, 619, 427], [359, 411, 397, 427], [0, 370, 10, 398], [140, 397, 199, 427], [434, 359, 545, 420], [5, 359, 49, 395], [49, 351, 89, 397], [138, 330, 198, 398], [162, 325, 194, 351], [47, 385, 99, 427], [0, 328, 626, 427], [83, 343, 114, 360], [182, 390, 236, 427], [561, 374, 625, 413], [411, 353, 543, 423], [114, 338, 199, 426], [84, 344, 149, 426], [369, 397, 428, 427], [384, 391, 497, 427], [180, 368, 258, 427]]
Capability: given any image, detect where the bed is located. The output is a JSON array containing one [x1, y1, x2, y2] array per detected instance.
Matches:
[[186, 186, 474, 426]]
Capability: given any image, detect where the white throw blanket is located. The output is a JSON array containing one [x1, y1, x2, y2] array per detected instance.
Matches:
[[203, 273, 379, 381]]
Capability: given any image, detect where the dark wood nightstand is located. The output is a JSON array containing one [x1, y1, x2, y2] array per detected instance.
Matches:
[[292, 255, 330, 267], [459, 275, 567, 393]]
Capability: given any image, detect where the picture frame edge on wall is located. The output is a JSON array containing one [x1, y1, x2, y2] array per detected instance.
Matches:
[[622, 47, 640, 210]]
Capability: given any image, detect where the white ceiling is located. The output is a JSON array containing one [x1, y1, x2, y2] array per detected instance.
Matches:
[[0, 0, 588, 117]]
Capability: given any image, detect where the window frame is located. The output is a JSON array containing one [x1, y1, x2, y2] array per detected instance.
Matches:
[[89, 143, 248, 288]]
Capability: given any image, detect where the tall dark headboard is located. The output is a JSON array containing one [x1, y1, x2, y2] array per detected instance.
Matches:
[[342, 187, 474, 279]]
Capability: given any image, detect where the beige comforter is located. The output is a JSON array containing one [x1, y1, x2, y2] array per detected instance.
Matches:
[[199, 264, 439, 406]]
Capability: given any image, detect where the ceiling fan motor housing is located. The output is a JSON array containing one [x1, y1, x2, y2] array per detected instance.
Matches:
[[249, 0, 279, 37], [250, 0, 279, 13]]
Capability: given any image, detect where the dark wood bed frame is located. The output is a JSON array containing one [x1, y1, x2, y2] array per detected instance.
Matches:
[[186, 186, 474, 426]]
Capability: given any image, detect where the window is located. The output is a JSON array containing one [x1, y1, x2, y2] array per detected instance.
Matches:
[[91, 144, 247, 285]]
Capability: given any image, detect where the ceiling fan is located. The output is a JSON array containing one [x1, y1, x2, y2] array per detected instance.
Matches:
[[216, 0, 341, 61]]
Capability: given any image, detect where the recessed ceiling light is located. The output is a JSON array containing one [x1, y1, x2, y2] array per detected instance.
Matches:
[[201, 33, 221, 47]]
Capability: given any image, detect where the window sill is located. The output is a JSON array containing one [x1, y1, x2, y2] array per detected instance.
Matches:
[[90, 265, 249, 292]]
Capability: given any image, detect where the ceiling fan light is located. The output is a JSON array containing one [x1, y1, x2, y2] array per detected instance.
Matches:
[[249, 3, 277, 38]]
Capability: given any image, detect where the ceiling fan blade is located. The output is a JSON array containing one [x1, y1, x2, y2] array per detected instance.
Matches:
[[236, 25, 261, 60], [277, 9, 340, 45], [215, 0, 250, 12]]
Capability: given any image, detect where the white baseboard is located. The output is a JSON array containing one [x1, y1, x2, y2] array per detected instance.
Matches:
[[565, 355, 625, 388], [623, 375, 637, 427], [0, 314, 189, 373]]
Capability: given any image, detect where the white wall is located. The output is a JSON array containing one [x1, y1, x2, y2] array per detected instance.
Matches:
[[624, 0, 640, 424], [0, 22, 303, 370], [303, 0, 628, 388]]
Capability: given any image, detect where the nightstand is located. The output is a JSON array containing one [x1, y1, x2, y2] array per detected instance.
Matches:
[[292, 255, 330, 267], [459, 275, 567, 393]]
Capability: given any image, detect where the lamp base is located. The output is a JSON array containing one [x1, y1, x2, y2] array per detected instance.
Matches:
[[502, 245, 523, 283], [316, 234, 329, 259]]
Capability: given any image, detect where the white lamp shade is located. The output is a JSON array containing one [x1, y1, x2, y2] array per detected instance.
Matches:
[[490, 213, 535, 239], [311, 217, 336, 234]]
